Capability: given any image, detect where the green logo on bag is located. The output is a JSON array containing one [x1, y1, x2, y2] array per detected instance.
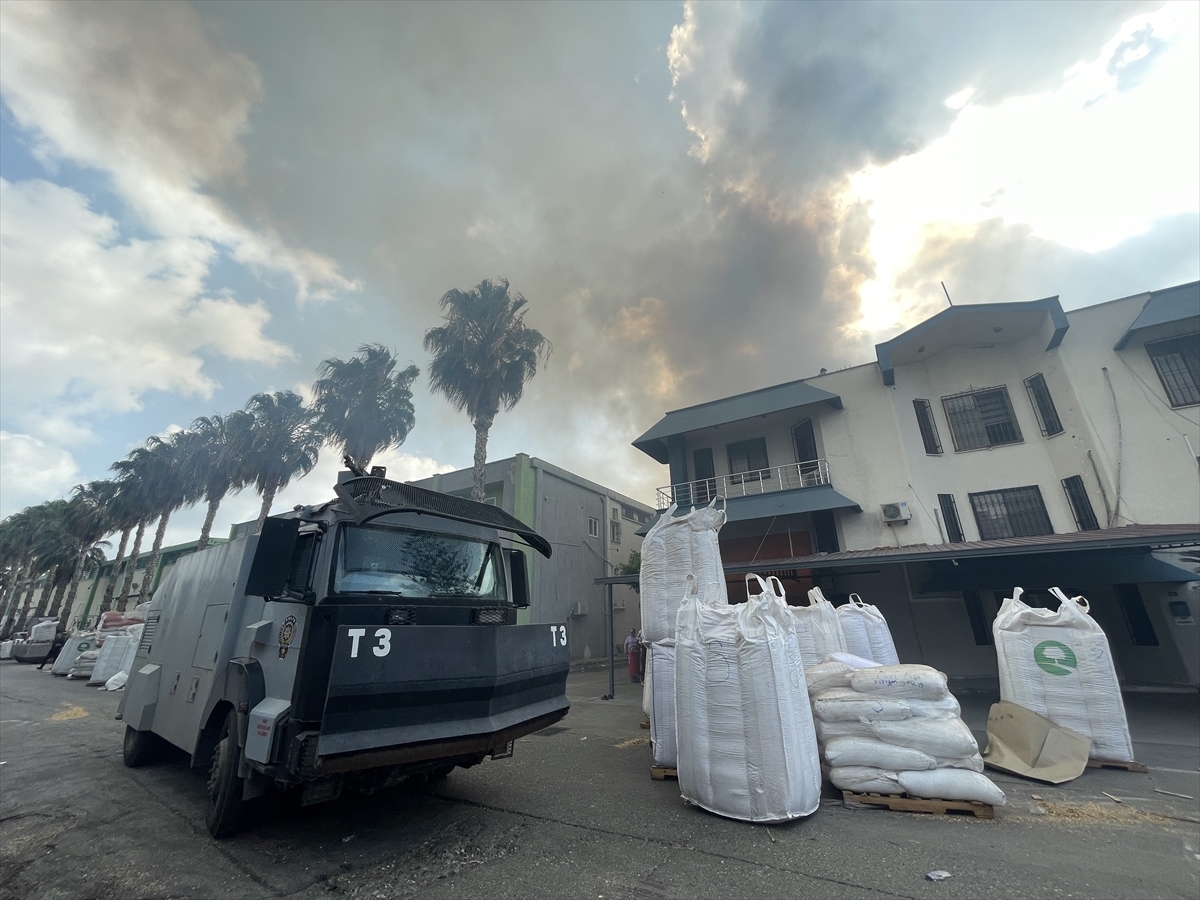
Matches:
[[1034, 640, 1077, 676]]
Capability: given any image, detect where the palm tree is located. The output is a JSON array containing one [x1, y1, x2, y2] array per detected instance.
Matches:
[[55, 482, 117, 630], [312, 345, 420, 474], [183, 411, 254, 551], [136, 433, 203, 603], [424, 278, 551, 501], [244, 391, 322, 526], [98, 476, 147, 613]]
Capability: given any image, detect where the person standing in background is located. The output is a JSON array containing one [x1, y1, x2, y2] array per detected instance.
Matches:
[[624, 629, 640, 683]]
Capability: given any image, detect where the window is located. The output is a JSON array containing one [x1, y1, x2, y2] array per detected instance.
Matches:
[[610, 520, 622, 543], [962, 590, 993, 645], [1061, 475, 1100, 531], [728, 438, 769, 483], [588, 517, 599, 538], [941, 387, 1023, 451], [811, 509, 840, 553], [968, 485, 1054, 540], [611, 507, 619, 521], [284, 533, 318, 596], [692, 447, 716, 505], [938, 493, 965, 543], [913, 400, 943, 454], [333, 524, 503, 599], [1023, 373, 1064, 436], [1115, 584, 1159, 646], [1146, 333, 1200, 407]]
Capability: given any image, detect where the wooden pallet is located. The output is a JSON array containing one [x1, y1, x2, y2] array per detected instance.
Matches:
[[841, 790, 995, 819], [1086, 758, 1148, 773], [640, 718, 650, 730], [650, 766, 678, 781]]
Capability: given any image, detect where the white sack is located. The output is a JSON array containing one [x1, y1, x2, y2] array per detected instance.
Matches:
[[898, 769, 1006, 806], [29, 620, 57, 643], [994, 587, 1134, 763], [869, 717, 980, 759], [0, 641, 11, 659], [649, 640, 677, 768], [104, 670, 128, 691], [804, 661, 855, 695], [52, 633, 97, 675], [675, 577, 821, 822], [787, 587, 847, 668], [639, 499, 728, 642], [822, 736, 937, 771], [825, 651, 883, 669], [815, 718, 875, 743], [836, 594, 900, 665], [849, 665, 949, 700], [88, 634, 133, 685], [811, 688, 912, 722], [826, 765, 903, 795], [935, 753, 985, 773]]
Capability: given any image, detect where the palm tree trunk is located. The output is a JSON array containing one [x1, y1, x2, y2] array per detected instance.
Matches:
[[257, 482, 278, 527], [33, 565, 59, 618], [47, 571, 70, 617], [0, 559, 30, 638], [197, 495, 221, 551], [59, 547, 91, 631], [101, 527, 131, 613], [139, 510, 172, 603], [118, 520, 149, 611], [12, 574, 40, 632], [471, 416, 493, 502]]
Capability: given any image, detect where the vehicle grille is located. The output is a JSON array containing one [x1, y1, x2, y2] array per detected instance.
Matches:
[[138, 614, 159, 654], [471, 607, 511, 626], [387, 607, 416, 626]]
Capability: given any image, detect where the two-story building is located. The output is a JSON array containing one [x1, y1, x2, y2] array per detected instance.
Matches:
[[631, 282, 1200, 689], [412, 454, 652, 661]]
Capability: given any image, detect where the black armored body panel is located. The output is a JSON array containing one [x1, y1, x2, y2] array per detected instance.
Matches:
[[119, 475, 570, 837]]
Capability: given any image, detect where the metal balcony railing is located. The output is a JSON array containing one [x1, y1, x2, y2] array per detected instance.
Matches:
[[655, 459, 832, 510]]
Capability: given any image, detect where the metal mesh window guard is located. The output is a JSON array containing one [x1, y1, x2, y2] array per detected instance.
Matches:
[[941, 386, 1023, 451], [1061, 475, 1100, 531], [913, 399, 943, 454], [968, 485, 1053, 540], [1024, 373, 1064, 436], [938, 493, 965, 543], [1146, 333, 1200, 407]]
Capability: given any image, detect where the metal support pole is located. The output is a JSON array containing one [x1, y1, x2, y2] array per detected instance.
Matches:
[[604, 583, 615, 700]]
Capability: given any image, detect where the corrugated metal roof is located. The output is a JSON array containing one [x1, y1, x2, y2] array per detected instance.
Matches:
[[1113, 280, 1200, 349], [593, 523, 1200, 585], [632, 379, 842, 464]]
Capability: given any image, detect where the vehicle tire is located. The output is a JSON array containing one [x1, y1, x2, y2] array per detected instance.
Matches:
[[428, 765, 454, 781], [205, 710, 245, 839], [123, 725, 160, 768]]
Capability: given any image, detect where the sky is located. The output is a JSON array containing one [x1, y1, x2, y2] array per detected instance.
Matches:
[[1, 0, 1197, 550]]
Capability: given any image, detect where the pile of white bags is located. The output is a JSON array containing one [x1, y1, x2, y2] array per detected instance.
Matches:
[[994, 587, 1134, 762], [808, 660, 1006, 806], [836, 594, 900, 665], [675, 575, 821, 823], [88, 624, 142, 686], [787, 587, 847, 668], [51, 632, 98, 675], [640, 499, 728, 643], [28, 619, 58, 643], [648, 639, 676, 768]]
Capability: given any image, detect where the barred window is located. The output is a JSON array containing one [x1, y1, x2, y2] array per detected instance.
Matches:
[[968, 485, 1053, 540], [912, 399, 943, 454], [727, 438, 769, 484], [1023, 373, 1064, 436], [1145, 333, 1200, 407], [941, 387, 1023, 451], [1061, 475, 1100, 532], [938, 493, 965, 543]]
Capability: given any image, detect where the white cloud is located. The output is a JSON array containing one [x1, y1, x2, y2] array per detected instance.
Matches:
[[0, 431, 78, 518], [0, 0, 357, 303], [849, 2, 1199, 335], [0, 178, 292, 435]]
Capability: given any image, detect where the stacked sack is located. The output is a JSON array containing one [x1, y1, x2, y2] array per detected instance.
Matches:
[[995, 587, 1134, 762], [675, 575, 822, 823], [807, 658, 1006, 807], [836, 593, 899, 665]]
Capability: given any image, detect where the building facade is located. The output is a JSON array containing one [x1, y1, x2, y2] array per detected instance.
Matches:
[[412, 454, 652, 660], [633, 282, 1200, 689]]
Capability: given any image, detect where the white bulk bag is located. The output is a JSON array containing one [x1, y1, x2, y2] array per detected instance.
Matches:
[[29, 620, 57, 643], [52, 633, 96, 675], [88, 634, 133, 686], [675, 576, 821, 822], [898, 769, 1006, 806], [785, 586, 847, 668], [826, 765, 903, 795], [649, 640, 677, 768], [836, 594, 900, 665], [849, 665, 949, 700], [639, 499, 728, 642], [994, 587, 1134, 762]]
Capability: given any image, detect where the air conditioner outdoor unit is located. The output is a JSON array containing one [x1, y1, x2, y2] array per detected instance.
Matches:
[[881, 501, 912, 524], [569, 601, 589, 617]]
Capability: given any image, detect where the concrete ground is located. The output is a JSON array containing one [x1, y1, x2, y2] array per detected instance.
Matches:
[[1, 659, 1197, 900]]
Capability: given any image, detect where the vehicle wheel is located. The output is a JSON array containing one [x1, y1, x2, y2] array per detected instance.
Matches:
[[205, 710, 245, 839], [123, 725, 160, 768], [429, 765, 454, 781]]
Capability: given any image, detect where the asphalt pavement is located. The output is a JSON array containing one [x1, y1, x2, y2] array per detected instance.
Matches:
[[1, 659, 1197, 900]]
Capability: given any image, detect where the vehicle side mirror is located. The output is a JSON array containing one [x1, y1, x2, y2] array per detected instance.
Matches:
[[246, 518, 300, 598], [509, 549, 530, 609]]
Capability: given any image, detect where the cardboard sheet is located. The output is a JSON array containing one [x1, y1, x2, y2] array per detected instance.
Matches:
[[983, 701, 1091, 784]]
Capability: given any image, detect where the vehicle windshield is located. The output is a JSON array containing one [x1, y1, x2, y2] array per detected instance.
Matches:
[[333, 524, 503, 599]]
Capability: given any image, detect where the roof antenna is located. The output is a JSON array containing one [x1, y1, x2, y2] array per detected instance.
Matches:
[[941, 281, 954, 307]]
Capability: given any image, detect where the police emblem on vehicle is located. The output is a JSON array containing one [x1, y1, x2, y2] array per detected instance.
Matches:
[[279, 615, 298, 658]]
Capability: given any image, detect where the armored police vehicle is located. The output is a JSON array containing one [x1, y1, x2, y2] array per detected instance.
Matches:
[[118, 475, 569, 837]]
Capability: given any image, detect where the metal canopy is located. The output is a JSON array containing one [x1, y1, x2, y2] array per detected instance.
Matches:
[[334, 476, 553, 558], [1113, 280, 1200, 349]]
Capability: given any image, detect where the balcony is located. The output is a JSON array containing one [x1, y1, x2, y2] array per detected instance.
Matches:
[[656, 460, 832, 510]]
